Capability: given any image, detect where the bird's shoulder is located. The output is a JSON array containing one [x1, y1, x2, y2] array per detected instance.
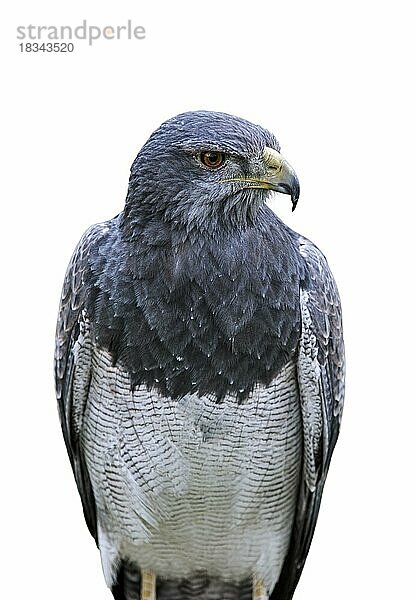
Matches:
[[58, 218, 116, 308], [296, 234, 345, 409], [297, 234, 338, 293], [54, 218, 115, 397]]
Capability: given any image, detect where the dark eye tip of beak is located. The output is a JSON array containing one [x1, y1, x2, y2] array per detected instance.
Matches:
[[291, 197, 299, 212], [291, 184, 300, 211]]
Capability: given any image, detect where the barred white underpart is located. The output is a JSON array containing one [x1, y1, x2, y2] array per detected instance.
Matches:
[[79, 319, 302, 593]]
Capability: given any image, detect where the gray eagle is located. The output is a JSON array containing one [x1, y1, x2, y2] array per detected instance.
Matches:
[[55, 111, 344, 600]]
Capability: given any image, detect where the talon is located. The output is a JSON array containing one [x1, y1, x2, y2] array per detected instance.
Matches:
[[141, 569, 156, 600], [253, 574, 268, 600]]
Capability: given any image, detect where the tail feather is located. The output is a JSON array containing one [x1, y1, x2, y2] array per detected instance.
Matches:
[[158, 574, 252, 600], [111, 565, 253, 600], [111, 562, 141, 600]]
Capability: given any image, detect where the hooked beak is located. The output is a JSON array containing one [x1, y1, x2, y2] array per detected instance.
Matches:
[[261, 147, 300, 211], [222, 146, 300, 211]]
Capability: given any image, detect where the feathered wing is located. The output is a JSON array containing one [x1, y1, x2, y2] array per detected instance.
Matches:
[[54, 223, 109, 543], [271, 236, 345, 600]]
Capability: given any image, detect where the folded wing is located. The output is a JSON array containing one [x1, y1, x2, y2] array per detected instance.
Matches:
[[271, 236, 345, 600], [54, 223, 109, 543]]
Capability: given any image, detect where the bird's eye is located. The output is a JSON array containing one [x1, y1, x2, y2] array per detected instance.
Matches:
[[200, 151, 225, 169]]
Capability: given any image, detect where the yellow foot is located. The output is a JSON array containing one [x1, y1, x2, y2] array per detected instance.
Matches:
[[140, 569, 156, 600], [253, 574, 268, 600]]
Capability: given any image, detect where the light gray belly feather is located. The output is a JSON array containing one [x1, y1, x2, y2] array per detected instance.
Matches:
[[82, 346, 302, 591]]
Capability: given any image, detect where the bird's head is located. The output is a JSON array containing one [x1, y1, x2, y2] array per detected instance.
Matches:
[[124, 111, 299, 233]]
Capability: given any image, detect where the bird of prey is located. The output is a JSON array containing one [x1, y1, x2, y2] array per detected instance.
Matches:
[[55, 111, 345, 600]]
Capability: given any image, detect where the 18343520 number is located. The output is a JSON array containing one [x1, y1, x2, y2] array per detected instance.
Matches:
[[19, 42, 74, 53]]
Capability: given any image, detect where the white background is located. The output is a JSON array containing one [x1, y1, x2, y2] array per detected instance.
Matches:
[[1, 1, 414, 598]]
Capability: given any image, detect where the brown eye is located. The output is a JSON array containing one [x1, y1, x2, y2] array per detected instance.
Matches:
[[200, 151, 225, 168]]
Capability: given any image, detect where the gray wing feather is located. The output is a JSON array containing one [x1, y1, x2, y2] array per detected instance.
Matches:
[[272, 236, 345, 600], [54, 223, 108, 542]]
